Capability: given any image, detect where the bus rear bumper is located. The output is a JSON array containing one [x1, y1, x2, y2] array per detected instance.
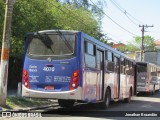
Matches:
[[137, 86, 150, 92], [22, 85, 82, 100]]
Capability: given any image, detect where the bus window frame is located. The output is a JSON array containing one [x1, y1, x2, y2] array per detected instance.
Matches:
[[84, 40, 97, 69], [105, 50, 114, 72], [120, 57, 125, 74]]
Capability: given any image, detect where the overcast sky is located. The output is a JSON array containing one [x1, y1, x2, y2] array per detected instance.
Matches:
[[99, 0, 160, 44]]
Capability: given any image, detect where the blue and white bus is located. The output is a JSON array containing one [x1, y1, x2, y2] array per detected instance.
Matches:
[[22, 30, 135, 109]]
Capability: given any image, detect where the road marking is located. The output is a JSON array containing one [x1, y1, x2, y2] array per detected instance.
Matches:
[[132, 96, 160, 103]]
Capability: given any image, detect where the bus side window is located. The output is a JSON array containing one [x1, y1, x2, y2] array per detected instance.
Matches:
[[84, 41, 87, 53], [105, 50, 114, 72], [107, 51, 113, 61], [128, 61, 133, 75], [125, 59, 129, 74], [120, 57, 125, 74], [126, 60, 133, 75], [84, 40, 96, 68], [158, 68, 160, 77], [151, 67, 157, 76]]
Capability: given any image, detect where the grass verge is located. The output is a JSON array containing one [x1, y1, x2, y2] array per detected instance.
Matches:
[[3, 96, 55, 110]]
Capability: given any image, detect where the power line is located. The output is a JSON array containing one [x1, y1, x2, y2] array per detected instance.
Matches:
[[45, 0, 88, 27], [110, 0, 144, 25], [89, 0, 138, 36], [106, 32, 124, 43], [39, 0, 127, 46], [110, 0, 138, 26]]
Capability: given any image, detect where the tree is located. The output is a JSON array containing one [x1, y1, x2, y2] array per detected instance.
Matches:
[[58, 0, 105, 40], [0, 0, 5, 46], [0, 0, 106, 57], [2, 0, 101, 57], [117, 36, 156, 53], [0, 0, 104, 91]]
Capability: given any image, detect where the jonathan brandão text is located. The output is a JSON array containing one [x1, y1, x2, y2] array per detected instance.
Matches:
[[125, 112, 158, 117]]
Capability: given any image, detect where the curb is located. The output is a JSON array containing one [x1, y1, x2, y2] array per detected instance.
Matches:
[[2, 104, 59, 112], [0, 97, 58, 112]]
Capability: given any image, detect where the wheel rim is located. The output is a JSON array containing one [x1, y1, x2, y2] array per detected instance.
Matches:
[[105, 92, 110, 107], [153, 86, 155, 94], [129, 90, 131, 101]]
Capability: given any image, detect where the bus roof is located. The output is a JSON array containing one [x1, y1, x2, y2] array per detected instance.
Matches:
[[26, 30, 79, 35]]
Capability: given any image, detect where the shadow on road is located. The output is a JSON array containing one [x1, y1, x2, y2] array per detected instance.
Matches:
[[136, 90, 160, 98], [41, 99, 160, 118]]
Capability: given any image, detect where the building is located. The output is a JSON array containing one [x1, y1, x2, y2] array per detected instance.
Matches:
[[134, 39, 160, 66], [112, 43, 125, 49], [154, 39, 160, 50], [143, 51, 160, 66]]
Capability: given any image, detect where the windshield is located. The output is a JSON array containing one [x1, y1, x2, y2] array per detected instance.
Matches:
[[27, 33, 76, 56]]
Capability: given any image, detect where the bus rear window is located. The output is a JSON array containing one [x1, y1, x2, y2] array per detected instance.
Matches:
[[27, 34, 76, 56], [137, 64, 147, 73]]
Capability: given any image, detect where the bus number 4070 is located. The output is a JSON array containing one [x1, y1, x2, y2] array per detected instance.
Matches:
[[43, 67, 55, 72]]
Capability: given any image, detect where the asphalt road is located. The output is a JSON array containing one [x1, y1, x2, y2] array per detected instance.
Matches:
[[1, 91, 160, 120]]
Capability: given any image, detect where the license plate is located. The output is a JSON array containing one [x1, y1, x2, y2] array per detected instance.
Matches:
[[44, 86, 54, 90]]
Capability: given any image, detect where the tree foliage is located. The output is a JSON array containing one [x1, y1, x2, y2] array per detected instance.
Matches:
[[117, 36, 156, 53], [0, 0, 104, 57]]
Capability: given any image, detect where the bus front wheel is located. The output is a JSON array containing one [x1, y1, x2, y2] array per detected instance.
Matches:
[[58, 99, 75, 108]]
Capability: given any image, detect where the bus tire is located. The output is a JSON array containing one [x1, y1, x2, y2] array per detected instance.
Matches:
[[124, 88, 132, 103], [58, 99, 74, 108], [100, 88, 111, 109]]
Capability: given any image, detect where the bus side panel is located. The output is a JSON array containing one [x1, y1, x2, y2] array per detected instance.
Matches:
[[149, 65, 159, 92], [120, 74, 127, 98], [128, 75, 134, 97], [104, 72, 114, 100]]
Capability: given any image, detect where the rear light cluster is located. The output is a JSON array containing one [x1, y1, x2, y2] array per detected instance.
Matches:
[[23, 69, 30, 89], [70, 70, 80, 90]]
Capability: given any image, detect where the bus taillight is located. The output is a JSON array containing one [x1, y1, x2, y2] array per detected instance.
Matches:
[[70, 70, 80, 90], [23, 69, 30, 89]]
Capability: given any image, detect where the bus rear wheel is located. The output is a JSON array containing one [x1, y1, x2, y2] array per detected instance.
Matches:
[[124, 88, 131, 103], [58, 99, 75, 108], [152, 85, 155, 95], [99, 89, 111, 109]]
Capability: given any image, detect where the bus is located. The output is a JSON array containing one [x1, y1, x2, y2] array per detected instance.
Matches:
[[22, 30, 135, 109], [136, 62, 160, 94]]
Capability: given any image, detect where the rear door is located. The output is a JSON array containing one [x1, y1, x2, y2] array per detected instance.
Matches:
[[96, 49, 104, 100], [83, 41, 97, 102], [114, 56, 120, 99]]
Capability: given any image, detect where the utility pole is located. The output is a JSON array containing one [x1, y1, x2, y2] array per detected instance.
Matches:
[[139, 25, 153, 61], [0, 0, 13, 106]]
